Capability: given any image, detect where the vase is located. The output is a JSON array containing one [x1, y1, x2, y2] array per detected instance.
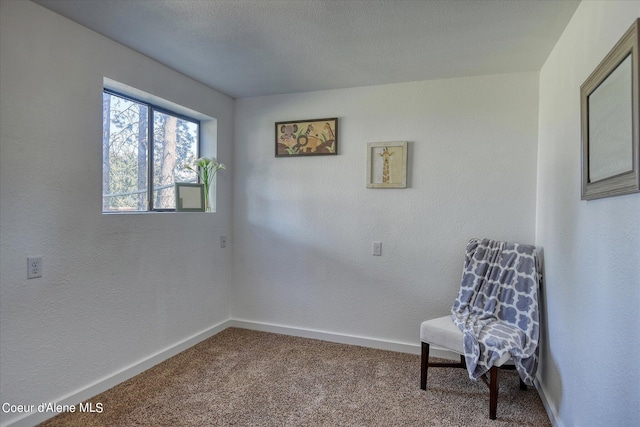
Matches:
[[204, 190, 211, 212]]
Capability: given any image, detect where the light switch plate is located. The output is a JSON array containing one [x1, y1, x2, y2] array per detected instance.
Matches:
[[372, 241, 382, 256]]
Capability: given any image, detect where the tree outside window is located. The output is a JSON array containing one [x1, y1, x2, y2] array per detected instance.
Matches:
[[102, 90, 199, 212]]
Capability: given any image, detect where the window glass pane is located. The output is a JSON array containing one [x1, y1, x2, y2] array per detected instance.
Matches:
[[102, 92, 148, 212], [152, 111, 199, 209]]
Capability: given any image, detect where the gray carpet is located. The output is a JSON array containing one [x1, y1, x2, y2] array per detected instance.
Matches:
[[39, 328, 551, 426]]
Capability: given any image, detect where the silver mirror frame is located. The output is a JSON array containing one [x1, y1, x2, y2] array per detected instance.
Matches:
[[580, 18, 640, 200]]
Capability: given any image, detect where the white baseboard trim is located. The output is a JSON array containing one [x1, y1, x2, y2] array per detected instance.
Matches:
[[2, 319, 233, 427], [229, 319, 459, 360], [534, 377, 564, 427], [230, 319, 420, 354]]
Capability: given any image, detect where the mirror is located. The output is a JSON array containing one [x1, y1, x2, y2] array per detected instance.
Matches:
[[588, 54, 632, 182], [581, 18, 639, 200]]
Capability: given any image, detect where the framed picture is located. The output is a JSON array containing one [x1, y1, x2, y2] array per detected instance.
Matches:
[[580, 18, 639, 200], [275, 118, 338, 157], [366, 141, 408, 188], [175, 183, 205, 212]]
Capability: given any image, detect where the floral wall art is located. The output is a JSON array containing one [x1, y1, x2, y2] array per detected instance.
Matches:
[[275, 118, 338, 157]]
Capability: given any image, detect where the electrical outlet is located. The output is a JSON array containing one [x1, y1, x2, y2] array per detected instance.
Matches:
[[372, 241, 382, 256], [27, 257, 42, 279], [220, 236, 227, 248]]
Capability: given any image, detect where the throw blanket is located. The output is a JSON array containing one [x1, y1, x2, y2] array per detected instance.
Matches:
[[451, 238, 540, 385]]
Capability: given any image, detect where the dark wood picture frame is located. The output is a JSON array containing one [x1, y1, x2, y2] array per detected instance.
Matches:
[[580, 18, 640, 200], [275, 118, 338, 157]]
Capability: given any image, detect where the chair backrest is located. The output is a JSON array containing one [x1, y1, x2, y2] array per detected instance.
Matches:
[[452, 238, 540, 331], [450, 238, 541, 384]]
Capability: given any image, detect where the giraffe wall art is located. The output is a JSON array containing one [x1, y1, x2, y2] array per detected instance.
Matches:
[[366, 141, 408, 188]]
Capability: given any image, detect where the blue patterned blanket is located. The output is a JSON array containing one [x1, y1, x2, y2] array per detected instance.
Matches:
[[451, 238, 541, 385]]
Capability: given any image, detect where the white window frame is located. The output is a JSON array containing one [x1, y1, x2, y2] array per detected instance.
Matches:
[[102, 79, 218, 213]]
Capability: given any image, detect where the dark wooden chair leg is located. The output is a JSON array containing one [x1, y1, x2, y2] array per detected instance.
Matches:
[[519, 377, 528, 391], [420, 342, 429, 390], [421, 343, 507, 420], [489, 366, 499, 420]]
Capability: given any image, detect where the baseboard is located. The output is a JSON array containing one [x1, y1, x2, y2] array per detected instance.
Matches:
[[229, 319, 459, 360], [534, 377, 564, 427], [2, 319, 233, 427]]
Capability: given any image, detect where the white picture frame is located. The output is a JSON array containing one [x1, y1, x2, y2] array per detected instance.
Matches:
[[366, 141, 408, 188]]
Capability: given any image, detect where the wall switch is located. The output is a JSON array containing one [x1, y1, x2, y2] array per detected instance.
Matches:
[[27, 257, 42, 279], [372, 241, 382, 256], [220, 236, 227, 248]]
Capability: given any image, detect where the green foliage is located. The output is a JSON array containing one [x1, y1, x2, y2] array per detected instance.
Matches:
[[102, 92, 199, 211]]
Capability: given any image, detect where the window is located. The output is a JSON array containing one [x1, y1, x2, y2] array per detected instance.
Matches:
[[102, 89, 200, 212]]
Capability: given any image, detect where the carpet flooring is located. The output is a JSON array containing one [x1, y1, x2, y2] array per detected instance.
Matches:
[[38, 328, 551, 426]]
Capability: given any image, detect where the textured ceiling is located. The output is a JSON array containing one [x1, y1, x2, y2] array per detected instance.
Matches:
[[33, 0, 580, 99]]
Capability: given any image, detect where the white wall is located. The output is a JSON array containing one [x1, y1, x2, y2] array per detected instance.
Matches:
[[0, 2, 233, 425], [536, 1, 640, 426], [9, 2, 638, 427], [233, 72, 539, 347]]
